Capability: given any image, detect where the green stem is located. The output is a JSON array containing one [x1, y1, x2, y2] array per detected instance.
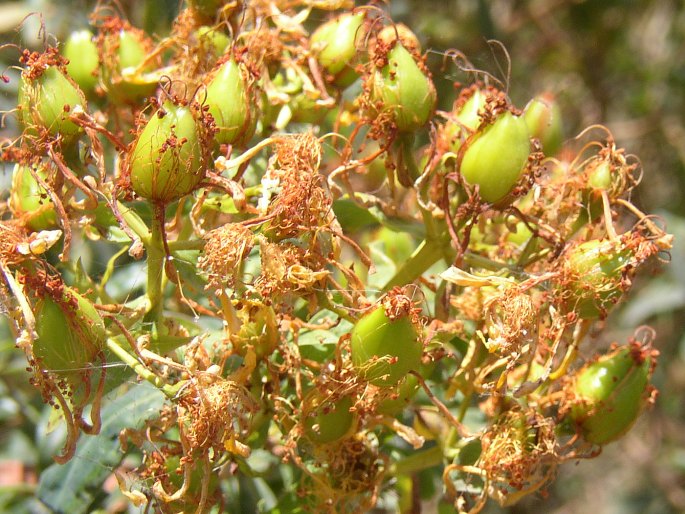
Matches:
[[383, 238, 447, 292], [389, 445, 444, 476], [106, 339, 177, 398], [145, 210, 165, 321], [167, 238, 205, 251], [116, 200, 152, 244]]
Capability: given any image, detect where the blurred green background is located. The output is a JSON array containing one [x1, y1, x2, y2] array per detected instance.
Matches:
[[0, 1, 684, 513]]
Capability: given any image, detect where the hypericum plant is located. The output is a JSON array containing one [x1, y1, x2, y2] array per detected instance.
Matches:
[[0, 1, 674, 513]]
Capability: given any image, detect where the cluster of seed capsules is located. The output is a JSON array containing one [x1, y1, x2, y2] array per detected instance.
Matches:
[[0, 0, 674, 512]]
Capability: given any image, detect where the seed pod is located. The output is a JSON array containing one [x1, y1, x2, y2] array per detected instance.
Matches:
[[230, 300, 279, 360], [193, 25, 230, 56], [377, 373, 420, 415], [18, 54, 86, 139], [523, 93, 563, 156], [441, 87, 487, 152], [369, 39, 436, 133], [63, 30, 99, 93], [568, 343, 655, 445], [561, 239, 631, 319], [128, 101, 205, 203], [33, 286, 105, 386], [10, 163, 58, 231], [303, 392, 356, 444], [351, 294, 422, 387], [98, 20, 158, 103], [203, 57, 259, 146], [311, 12, 365, 88], [460, 111, 531, 204]]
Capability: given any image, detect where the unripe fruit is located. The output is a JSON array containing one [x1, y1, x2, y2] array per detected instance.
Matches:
[[523, 93, 563, 156], [128, 102, 205, 203], [63, 30, 99, 93], [562, 239, 630, 319], [303, 393, 356, 444], [311, 12, 365, 88], [569, 344, 655, 445], [194, 25, 230, 56], [460, 111, 531, 203], [18, 64, 85, 139], [203, 58, 258, 146], [377, 373, 419, 415], [230, 300, 278, 360], [10, 163, 57, 231], [33, 286, 105, 385], [99, 22, 157, 103], [441, 88, 487, 153], [369, 41, 436, 132], [587, 160, 612, 191], [351, 298, 422, 387]]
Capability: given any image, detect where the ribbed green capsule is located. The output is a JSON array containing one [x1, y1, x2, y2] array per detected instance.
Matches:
[[64, 30, 99, 93], [311, 12, 365, 87], [569, 344, 654, 445], [10, 163, 57, 231], [303, 393, 356, 444], [18, 66, 85, 139], [523, 93, 563, 156], [128, 102, 204, 203], [369, 42, 436, 133], [33, 287, 105, 386], [351, 304, 422, 387], [563, 239, 631, 319], [460, 111, 531, 203], [100, 25, 157, 103], [204, 58, 258, 146]]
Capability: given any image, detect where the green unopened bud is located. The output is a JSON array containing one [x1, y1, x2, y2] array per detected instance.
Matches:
[[460, 111, 531, 203]]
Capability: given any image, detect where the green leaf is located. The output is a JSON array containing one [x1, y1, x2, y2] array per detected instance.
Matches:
[[332, 198, 379, 232], [36, 382, 166, 514]]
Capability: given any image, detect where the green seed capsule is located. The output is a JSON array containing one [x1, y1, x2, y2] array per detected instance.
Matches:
[[33, 287, 105, 385], [204, 58, 258, 146], [351, 302, 422, 387], [99, 23, 157, 103], [369, 42, 436, 133], [569, 344, 654, 445], [18, 65, 85, 139], [523, 93, 563, 156], [563, 239, 630, 319], [311, 12, 365, 88], [128, 102, 204, 203], [460, 111, 531, 203], [193, 25, 230, 56], [63, 30, 99, 93], [10, 163, 57, 231], [441, 88, 487, 152], [303, 393, 356, 444]]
